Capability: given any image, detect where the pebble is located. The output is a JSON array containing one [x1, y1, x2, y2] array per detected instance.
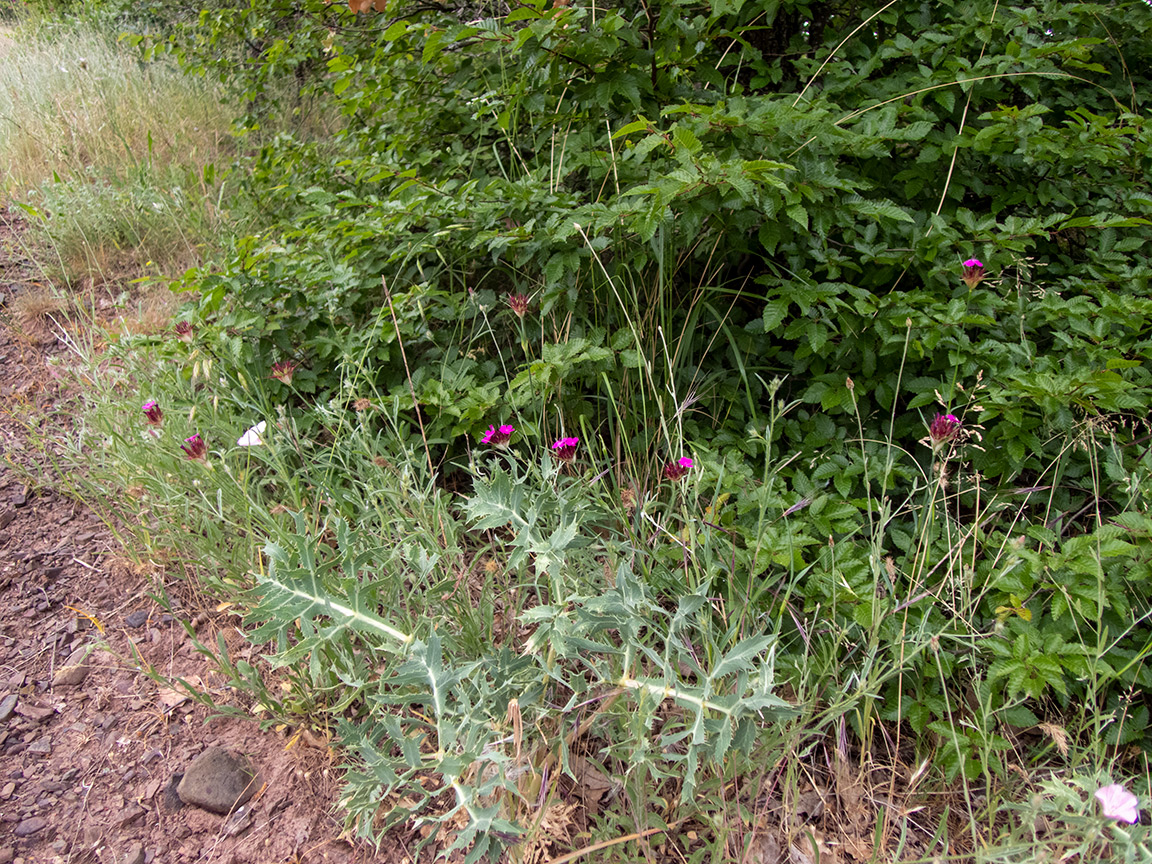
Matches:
[[122, 844, 145, 864], [176, 748, 260, 814], [27, 738, 51, 756], [14, 816, 47, 837], [124, 610, 149, 629], [223, 804, 253, 836], [14, 701, 54, 724], [115, 804, 146, 827], [0, 846, 11, 864], [0, 782, 13, 799], [0, 694, 16, 722]]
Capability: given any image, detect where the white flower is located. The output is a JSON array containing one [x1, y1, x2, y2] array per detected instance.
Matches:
[[237, 421, 266, 447], [1096, 783, 1140, 824]]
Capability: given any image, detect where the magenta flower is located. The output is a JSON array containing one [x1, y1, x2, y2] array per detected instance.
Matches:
[[142, 400, 163, 426], [507, 293, 530, 319], [180, 434, 208, 461], [961, 259, 985, 289], [481, 424, 515, 446], [269, 360, 298, 385], [1095, 784, 1140, 824], [173, 321, 195, 343], [551, 436, 579, 462], [663, 456, 693, 481], [929, 414, 961, 450]]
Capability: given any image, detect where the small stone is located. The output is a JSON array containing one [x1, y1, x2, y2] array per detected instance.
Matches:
[[0, 846, 12, 864], [52, 666, 87, 687], [14, 701, 54, 724], [124, 610, 149, 629], [116, 804, 146, 827], [27, 738, 51, 756], [0, 694, 16, 722], [162, 774, 184, 812], [0, 511, 14, 530], [0, 782, 13, 799], [10, 490, 26, 508], [14, 816, 47, 837], [122, 844, 145, 864], [176, 748, 260, 815], [141, 778, 161, 801], [53, 646, 93, 687], [223, 804, 253, 837]]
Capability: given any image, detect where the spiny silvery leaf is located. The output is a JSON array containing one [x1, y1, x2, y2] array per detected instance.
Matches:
[[247, 515, 412, 650], [530, 516, 581, 576], [709, 635, 777, 681], [462, 466, 528, 530]]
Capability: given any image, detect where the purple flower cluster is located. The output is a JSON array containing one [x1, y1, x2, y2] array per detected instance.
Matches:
[[663, 456, 693, 481], [142, 400, 163, 426], [551, 437, 579, 462], [180, 433, 208, 461], [961, 259, 985, 289], [481, 424, 515, 446], [929, 413, 961, 450]]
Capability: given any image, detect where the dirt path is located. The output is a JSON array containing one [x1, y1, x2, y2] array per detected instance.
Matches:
[[0, 217, 393, 863]]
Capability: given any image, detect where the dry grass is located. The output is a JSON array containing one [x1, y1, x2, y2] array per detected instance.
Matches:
[[0, 18, 238, 283], [10, 284, 67, 337]]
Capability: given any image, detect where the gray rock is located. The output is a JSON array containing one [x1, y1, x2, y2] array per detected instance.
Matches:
[[162, 774, 184, 812], [0, 845, 12, 864], [26, 738, 51, 756], [122, 843, 145, 864], [14, 816, 47, 837], [0, 694, 16, 722], [124, 610, 149, 629], [176, 748, 260, 815], [52, 646, 93, 688]]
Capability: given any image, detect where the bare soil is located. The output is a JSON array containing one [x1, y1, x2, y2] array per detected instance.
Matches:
[[0, 215, 403, 864]]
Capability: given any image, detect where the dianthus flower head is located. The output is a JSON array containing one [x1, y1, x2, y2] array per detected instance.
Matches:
[[507, 293, 530, 319], [551, 436, 579, 462], [961, 259, 985, 289], [173, 321, 195, 343], [142, 400, 163, 426], [181, 433, 208, 460], [929, 413, 961, 449], [1095, 783, 1140, 824], [481, 423, 515, 446], [664, 456, 693, 481], [269, 360, 298, 385]]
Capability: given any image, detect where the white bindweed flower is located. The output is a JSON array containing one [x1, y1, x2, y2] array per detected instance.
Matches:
[[237, 421, 267, 447], [1096, 783, 1140, 824]]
